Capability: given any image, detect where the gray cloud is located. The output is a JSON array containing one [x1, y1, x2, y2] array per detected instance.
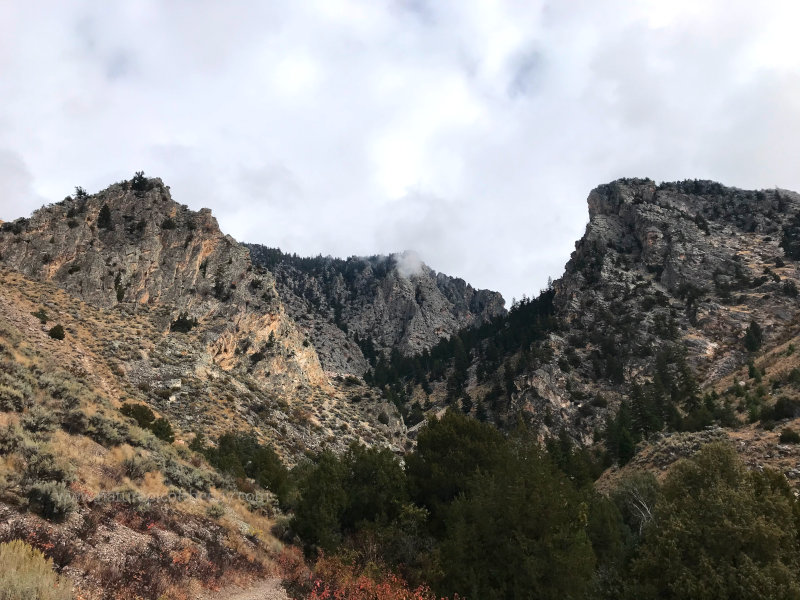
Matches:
[[1, 1, 799, 300]]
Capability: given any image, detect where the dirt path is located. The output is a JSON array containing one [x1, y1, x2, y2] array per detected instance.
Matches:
[[197, 578, 290, 600]]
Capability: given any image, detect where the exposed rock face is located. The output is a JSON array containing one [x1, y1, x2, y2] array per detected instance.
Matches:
[[247, 245, 506, 375], [0, 178, 326, 389], [513, 178, 800, 441], [0, 179, 408, 459]]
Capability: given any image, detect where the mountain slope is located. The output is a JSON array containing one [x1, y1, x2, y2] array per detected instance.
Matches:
[[368, 178, 800, 449], [0, 177, 405, 457], [527, 178, 800, 437], [247, 245, 505, 375]]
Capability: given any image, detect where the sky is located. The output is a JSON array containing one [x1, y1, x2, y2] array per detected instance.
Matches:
[[1, 1, 800, 302]]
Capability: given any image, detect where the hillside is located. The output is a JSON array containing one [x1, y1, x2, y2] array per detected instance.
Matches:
[[371, 179, 800, 452], [6, 174, 800, 598], [246, 245, 505, 375], [0, 177, 406, 459]]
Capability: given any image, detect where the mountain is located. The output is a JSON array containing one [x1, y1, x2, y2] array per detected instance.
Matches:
[[528, 178, 800, 439], [371, 178, 800, 453], [0, 176, 406, 458], [246, 245, 505, 375], [4, 173, 800, 599]]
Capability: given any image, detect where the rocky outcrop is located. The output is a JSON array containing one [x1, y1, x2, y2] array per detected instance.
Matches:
[[247, 246, 506, 375], [513, 178, 800, 441], [0, 178, 329, 400]]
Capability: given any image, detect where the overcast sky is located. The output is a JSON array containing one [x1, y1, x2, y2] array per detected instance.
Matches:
[[1, 1, 799, 302]]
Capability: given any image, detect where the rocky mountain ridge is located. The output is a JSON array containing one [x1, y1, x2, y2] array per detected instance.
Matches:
[[0, 176, 408, 458], [246, 245, 505, 375], [512, 178, 800, 440]]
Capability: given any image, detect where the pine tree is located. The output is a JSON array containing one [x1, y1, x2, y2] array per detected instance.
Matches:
[[97, 203, 113, 230]]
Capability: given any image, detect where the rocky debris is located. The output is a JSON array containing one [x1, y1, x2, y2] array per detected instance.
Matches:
[[247, 245, 505, 375]]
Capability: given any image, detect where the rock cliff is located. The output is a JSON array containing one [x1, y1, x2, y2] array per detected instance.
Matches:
[[513, 178, 800, 440], [0, 176, 406, 457], [247, 245, 506, 375]]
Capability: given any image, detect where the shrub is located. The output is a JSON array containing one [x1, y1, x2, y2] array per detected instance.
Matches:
[[47, 325, 65, 340], [170, 313, 198, 333], [31, 308, 48, 324], [204, 433, 289, 502], [120, 403, 155, 428], [27, 482, 76, 521], [773, 397, 800, 420], [629, 443, 800, 599], [0, 384, 29, 412], [780, 428, 800, 444], [161, 217, 177, 230], [0, 540, 73, 600], [309, 556, 442, 600], [783, 280, 799, 298], [150, 418, 174, 443], [162, 460, 215, 492], [122, 454, 156, 480], [206, 503, 226, 519], [744, 321, 763, 352], [21, 406, 58, 434], [87, 413, 127, 446], [59, 408, 88, 435], [21, 445, 74, 485]]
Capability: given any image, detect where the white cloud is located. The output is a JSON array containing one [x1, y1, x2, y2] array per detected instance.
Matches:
[[1, 1, 799, 301]]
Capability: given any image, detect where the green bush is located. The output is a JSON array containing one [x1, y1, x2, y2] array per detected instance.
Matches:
[[122, 454, 156, 480], [119, 403, 155, 428], [21, 444, 74, 486], [21, 406, 58, 434], [0, 540, 73, 599], [0, 385, 29, 412], [162, 460, 216, 492], [204, 433, 289, 503], [744, 320, 763, 352], [27, 482, 76, 521], [150, 418, 174, 443], [87, 413, 127, 446], [780, 428, 800, 444], [169, 313, 198, 333], [47, 325, 65, 341], [206, 502, 226, 519], [629, 443, 800, 599]]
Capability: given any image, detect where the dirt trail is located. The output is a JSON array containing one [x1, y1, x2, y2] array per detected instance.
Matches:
[[197, 578, 290, 600]]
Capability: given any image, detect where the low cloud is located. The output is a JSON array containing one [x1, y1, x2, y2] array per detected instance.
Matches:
[[393, 250, 425, 279]]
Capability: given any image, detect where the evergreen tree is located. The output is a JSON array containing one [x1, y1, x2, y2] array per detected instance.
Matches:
[[439, 441, 595, 599], [744, 320, 763, 352], [97, 203, 113, 230], [406, 410, 507, 531], [630, 443, 800, 599]]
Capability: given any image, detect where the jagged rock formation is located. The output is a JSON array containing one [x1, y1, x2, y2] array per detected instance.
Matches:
[[247, 245, 505, 375], [0, 178, 324, 387], [0, 177, 406, 457], [513, 178, 800, 441]]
